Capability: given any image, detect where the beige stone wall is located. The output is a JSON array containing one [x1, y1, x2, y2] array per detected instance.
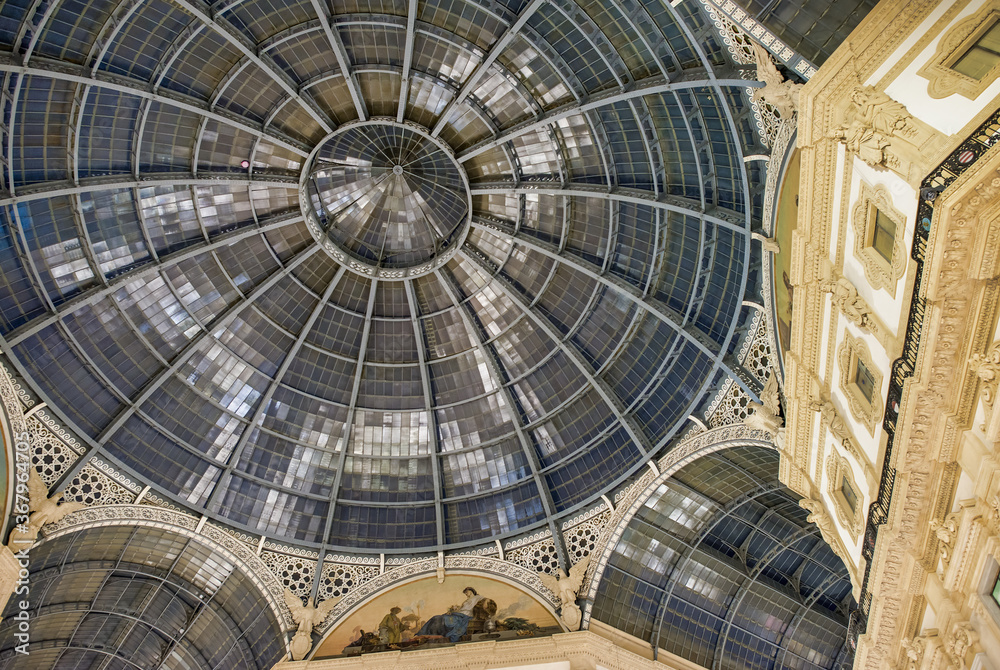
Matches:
[[783, 0, 1000, 668]]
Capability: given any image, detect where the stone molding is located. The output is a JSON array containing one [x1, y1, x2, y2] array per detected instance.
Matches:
[[853, 141, 1000, 670], [826, 453, 863, 540], [273, 629, 700, 670], [787, 2, 1000, 668], [917, 3, 1000, 100], [810, 395, 878, 488], [837, 331, 884, 434], [851, 181, 908, 297]]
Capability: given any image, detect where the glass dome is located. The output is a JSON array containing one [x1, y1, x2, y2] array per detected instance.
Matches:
[[0, 0, 767, 552], [304, 121, 471, 273]]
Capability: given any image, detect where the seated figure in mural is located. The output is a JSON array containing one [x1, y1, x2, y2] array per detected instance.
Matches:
[[415, 587, 495, 643]]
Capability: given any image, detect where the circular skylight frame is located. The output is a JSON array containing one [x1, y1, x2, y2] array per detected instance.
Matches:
[[299, 119, 474, 280]]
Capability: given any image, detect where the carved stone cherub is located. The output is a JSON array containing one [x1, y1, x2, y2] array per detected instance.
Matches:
[[819, 276, 874, 333], [830, 86, 919, 171], [799, 498, 837, 548], [744, 373, 784, 449]]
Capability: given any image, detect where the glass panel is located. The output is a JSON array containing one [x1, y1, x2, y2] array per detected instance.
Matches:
[[855, 358, 877, 403], [954, 21, 1000, 80], [841, 475, 858, 513], [872, 208, 896, 262]]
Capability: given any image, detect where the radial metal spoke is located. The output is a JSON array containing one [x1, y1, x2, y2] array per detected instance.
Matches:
[[85, 0, 147, 75], [405, 279, 446, 546], [435, 266, 565, 560], [709, 524, 821, 670], [205, 265, 347, 511], [469, 183, 747, 233], [430, 0, 548, 137], [170, 0, 335, 133], [459, 246, 651, 456], [321, 278, 379, 545], [0, 55, 309, 156], [95, 244, 320, 445], [469, 217, 711, 348], [0, 173, 298, 207], [2, 211, 304, 348], [470, 218, 760, 401], [648, 480, 783, 654], [308, 0, 367, 120], [397, 0, 419, 122], [457, 74, 748, 162]]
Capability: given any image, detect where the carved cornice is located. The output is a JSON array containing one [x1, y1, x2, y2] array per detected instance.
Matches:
[[276, 630, 700, 670], [855, 142, 1000, 670], [790, 3, 1000, 666]]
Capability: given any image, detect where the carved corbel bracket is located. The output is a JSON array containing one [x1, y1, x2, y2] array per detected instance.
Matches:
[[752, 231, 780, 254], [817, 274, 896, 352], [930, 512, 960, 572], [829, 85, 941, 185], [971, 341, 1000, 441], [944, 621, 979, 670], [896, 634, 929, 670]]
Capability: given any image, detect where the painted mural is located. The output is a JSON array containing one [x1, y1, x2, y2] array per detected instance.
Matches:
[[313, 574, 562, 659], [773, 149, 801, 357]]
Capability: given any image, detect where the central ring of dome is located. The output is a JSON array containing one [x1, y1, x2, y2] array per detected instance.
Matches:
[[301, 121, 472, 278]]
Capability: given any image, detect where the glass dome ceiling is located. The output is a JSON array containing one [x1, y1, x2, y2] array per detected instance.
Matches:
[[304, 122, 471, 273], [0, 0, 767, 552]]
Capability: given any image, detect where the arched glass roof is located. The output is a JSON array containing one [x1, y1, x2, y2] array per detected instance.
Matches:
[[592, 446, 854, 670], [0, 525, 286, 669], [0, 0, 768, 551]]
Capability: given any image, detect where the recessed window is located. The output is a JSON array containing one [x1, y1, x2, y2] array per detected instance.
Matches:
[[854, 358, 877, 403], [826, 454, 863, 538], [871, 208, 897, 262], [953, 20, 1000, 80], [919, 6, 1000, 99], [839, 334, 884, 433], [993, 573, 1000, 608], [840, 475, 858, 514], [852, 182, 906, 296]]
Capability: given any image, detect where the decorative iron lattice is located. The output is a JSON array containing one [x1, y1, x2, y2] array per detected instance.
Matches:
[[504, 534, 560, 575], [563, 507, 613, 563], [260, 547, 320, 599], [696, 0, 819, 79], [742, 315, 776, 385], [706, 379, 753, 428], [63, 463, 140, 507], [702, 4, 783, 147], [319, 559, 381, 601], [26, 415, 81, 488]]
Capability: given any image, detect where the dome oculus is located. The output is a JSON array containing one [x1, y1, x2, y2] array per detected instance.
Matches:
[[302, 121, 472, 278]]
